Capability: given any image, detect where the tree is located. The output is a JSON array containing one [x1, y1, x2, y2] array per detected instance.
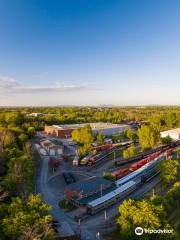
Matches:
[[103, 171, 115, 181], [77, 143, 92, 158], [3, 155, 34, 198], [2, 194, 54, 240], [158, 159, 180, 186], [125, 128, 136, 141], [166, 112, 177, 129], [161, 136, 172, 145], [27, 127, 36, 138], [72, 125, 93, 145], [138, 125, 159, 150], [117, 199, 170, 240], [123, 145, 138, 158], [0, 130, 15, 152], [18, 133, 28, 145], [96, 133, 105, 145]]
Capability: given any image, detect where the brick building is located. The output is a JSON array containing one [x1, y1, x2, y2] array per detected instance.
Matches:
[[44, 125, 79, 138]]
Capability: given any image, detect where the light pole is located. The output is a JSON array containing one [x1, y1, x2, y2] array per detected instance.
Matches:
[[104, 209, 107, 220], [96, 232, 100, 240], [114, 151, 116, 161]]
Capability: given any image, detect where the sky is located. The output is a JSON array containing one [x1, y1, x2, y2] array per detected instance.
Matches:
[[0, 0, 180, 106]]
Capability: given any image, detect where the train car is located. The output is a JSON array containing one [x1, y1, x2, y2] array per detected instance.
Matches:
[[87, 181, 136, 215], [111, 168, 130, 180], [115, 145, 166, 166], [116, 153, 165, 187], [141, 166, 158, 183]]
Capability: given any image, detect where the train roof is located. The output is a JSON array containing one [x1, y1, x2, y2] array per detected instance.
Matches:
[[88, 181, 136, 207], [116, 155, 164, 186]]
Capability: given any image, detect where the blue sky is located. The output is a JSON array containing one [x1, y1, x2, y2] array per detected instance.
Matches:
[[0, 0, 180, 106]]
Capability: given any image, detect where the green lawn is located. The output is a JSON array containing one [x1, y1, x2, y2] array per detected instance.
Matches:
[[59, 199, 76, 211]]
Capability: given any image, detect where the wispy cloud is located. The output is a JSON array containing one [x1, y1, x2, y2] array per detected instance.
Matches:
[[0, 75, 95, 94]]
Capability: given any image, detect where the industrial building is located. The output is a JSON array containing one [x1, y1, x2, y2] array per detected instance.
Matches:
[[45, 122, 129, 138], [64, 176, 116, 206], [160, 128, 180, 140]]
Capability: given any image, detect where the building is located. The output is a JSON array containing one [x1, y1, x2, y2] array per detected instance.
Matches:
[[44, 122, 129, 138], [40, 139, 63, 156], [27, 112, 46, 117], [64, 176, 116, 206], [160, 128, 180, 140], [44, 125, 80, 138]]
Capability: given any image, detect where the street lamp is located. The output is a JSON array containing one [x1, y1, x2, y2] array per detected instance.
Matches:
[[96, 232, 100, 240], [104, 210, 107, 220]]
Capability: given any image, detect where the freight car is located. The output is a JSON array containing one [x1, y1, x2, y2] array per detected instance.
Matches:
[[88, 141, 133, 166], [87, 181, 136, 215], [116, 154, 165, 187], [115, 145, 170, 166]]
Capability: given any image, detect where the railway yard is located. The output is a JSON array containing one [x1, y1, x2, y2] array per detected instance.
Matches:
[[35, 132, 180, 240]]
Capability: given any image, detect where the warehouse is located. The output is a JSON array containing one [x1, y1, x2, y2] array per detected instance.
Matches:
[[160, 128, 180, 140], [45, 122, 129, 138], [64, 176, 115, 206]]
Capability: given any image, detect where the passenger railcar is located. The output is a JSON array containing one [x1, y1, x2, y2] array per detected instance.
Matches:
[[87, 181, 136, 215]]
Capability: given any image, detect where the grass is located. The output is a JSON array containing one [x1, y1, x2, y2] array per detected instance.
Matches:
[[59, 199, 76, 211]]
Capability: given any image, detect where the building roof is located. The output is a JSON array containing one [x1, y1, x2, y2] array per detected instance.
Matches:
[[161, 128, 180, 135], [48, 122, 128, 131], [65, 176, 113, 195], [78, 184, 117, 204]]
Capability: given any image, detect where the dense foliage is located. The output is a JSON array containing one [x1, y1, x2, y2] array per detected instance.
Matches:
[[0, 110, 54, 240]]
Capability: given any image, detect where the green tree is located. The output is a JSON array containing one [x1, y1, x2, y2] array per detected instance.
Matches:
[[166, 112, 177, 129], [123, 145, 138, 158], [18, 133, 28, 146], [161, 136, 172, 145], [77, 143, 92, 158], [158, 159, 180, 186], [3, 155, 34, 198], [72, 125, 93, 145], [27, 126, 36, 138], [2, 194, 54, 240], [117, 199, 170, 240], [96, 133, 105, 145], [138, 125, 159, 150], [0, 130, 15, 152], [125, 128, 136, 141]]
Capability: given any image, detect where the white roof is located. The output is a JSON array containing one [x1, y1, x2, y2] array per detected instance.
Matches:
[[161, 128, 180, 135], [88, 181, 136, 207], [51, 122, 128, 130]]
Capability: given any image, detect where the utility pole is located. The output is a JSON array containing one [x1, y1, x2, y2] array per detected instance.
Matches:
[[96, 232, 100, 240], [104, 210, 107, 220], [78, 217, 81, 239], [100, 184, 103, 197], [152, 188, 155, 197], [114, 151, 116, 161]]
